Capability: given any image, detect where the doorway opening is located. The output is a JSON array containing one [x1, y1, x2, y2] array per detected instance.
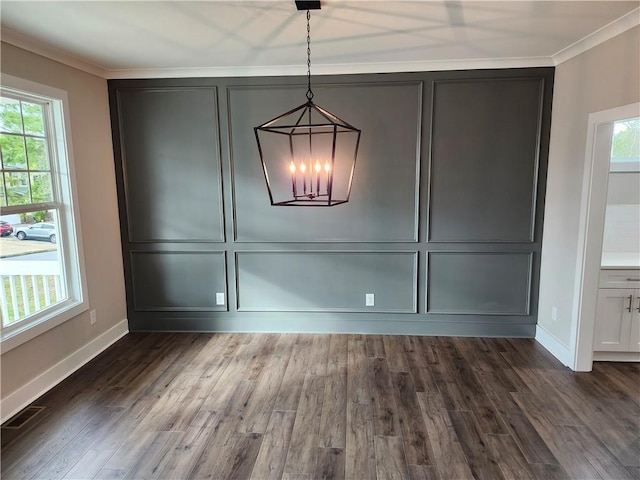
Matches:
[[571, 102, 640, 371]]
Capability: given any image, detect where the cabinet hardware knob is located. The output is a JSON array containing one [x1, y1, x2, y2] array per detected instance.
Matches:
[[637, 297, 640, 313], [626, 278, 640, 282], [628, 295, 634, 313]]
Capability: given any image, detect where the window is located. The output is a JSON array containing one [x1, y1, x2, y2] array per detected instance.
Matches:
[[0, 75, 87, 352], [610, 117, 640, 172]]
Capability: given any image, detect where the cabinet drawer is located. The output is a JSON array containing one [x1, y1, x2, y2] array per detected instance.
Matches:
[[599, 270, 640, 289]]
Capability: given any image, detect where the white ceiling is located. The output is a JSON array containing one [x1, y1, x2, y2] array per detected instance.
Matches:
[[1, 1, 639, 78]]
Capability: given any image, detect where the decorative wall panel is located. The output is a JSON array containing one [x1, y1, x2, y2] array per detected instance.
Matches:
[[131, 251, 227, 311], [427, 252, 532, 314], [229, 82, 422, 242], [117, 88, 224, 242], [236, 252, 417, 312], [428, 78, 543, 242]]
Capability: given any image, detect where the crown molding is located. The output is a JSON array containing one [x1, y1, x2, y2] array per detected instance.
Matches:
[[552, 7, 640, 65], [103, 56, 554, 79], [1, 27, 108, 78]]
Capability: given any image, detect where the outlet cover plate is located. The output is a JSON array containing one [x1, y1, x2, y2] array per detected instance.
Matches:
[[365, 293, 375, 307]]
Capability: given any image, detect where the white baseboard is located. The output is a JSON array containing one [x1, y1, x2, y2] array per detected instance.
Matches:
[[593, 351, 640, 362], [1, 319, 128, 424], [535, 324, 574, 368]]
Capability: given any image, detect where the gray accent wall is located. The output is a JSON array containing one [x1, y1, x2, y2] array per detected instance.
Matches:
[[109, 68, 553, 336]]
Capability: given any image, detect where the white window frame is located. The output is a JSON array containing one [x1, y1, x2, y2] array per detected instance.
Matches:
[[609, 118, 640, 172], [0, 74, 88, 353]]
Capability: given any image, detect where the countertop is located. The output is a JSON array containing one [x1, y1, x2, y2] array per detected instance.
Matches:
[[601, 252, 640, 270]]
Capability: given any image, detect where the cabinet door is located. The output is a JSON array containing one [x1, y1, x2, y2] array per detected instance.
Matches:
[[593, 288, 634, 352], [628, 290, 640, 352]]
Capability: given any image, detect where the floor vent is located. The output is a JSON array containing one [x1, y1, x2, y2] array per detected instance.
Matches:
[[2, 406, 46, 430]]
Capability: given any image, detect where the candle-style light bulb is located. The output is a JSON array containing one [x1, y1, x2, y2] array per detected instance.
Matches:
[[290, 160, 297, 198], [324, 162, 331, 172], [299, 162, 307, 194], [314, 161, 321, 197]]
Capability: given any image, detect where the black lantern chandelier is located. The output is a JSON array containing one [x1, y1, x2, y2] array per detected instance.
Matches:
[[254, 1, 361, 206]]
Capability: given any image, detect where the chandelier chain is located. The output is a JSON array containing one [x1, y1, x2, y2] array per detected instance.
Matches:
[[306, 9, 314, 101]]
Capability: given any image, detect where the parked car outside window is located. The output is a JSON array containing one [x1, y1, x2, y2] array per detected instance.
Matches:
[[0, 221, 13, 237], [14, 223, 57, 243]]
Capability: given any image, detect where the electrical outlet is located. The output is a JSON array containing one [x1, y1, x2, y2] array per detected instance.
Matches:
[[90, 309, 97, 325], [216, 292, 225, 305], [365, 293, 375, 307], [551, 306, 558, 322]]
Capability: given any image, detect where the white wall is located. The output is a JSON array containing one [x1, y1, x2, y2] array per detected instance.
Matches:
[[0, 43, 127, 403], [602, 204, 640, 255], [603, 172, 640, 257], [538, 26, 640, 348], [607, 172, 640, 205]]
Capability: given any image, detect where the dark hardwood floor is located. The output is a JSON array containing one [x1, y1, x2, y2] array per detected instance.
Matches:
[[1, 333, 639, 479]]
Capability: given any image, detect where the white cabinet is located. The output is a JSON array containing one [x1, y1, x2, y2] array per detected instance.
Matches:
[[593, 288, 639, 351], [594, 269, 640, 354]]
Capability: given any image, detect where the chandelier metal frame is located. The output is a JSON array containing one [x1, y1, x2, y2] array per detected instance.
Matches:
[[254, 4, 361, 207]]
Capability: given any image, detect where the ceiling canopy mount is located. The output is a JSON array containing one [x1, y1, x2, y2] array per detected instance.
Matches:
[[295, 1, 321, 11]]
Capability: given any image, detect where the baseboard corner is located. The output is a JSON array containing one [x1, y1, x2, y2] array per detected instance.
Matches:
[[0, 318, 129, 424], [535, 324, 573, 368]]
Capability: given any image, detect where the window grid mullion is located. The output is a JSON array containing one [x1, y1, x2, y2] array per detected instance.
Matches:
[[0, 141, 6, 207], [0, 131, 47, 141], [2, 168, 52, 174], [43, 101, 60, 204], [20, 101, 36, 204]]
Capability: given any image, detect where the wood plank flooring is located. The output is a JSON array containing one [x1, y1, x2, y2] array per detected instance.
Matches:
[[1, 333, 639, 479]]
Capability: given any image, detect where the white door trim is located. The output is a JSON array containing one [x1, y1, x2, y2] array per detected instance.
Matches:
[[571, 102, 640, 371]]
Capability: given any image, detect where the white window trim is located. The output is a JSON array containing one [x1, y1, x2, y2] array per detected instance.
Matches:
[[609, 160, 640, 172], [0, 73, 88, 353]]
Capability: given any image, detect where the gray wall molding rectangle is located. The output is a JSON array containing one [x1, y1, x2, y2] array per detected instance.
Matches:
[[227, 81, 423, 243], [426, 251, 533, 315], [130, 250, 228, 312], [116, 86, 226, 243], [235, 251, 418, 313], [426, 77, 545, 243]]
